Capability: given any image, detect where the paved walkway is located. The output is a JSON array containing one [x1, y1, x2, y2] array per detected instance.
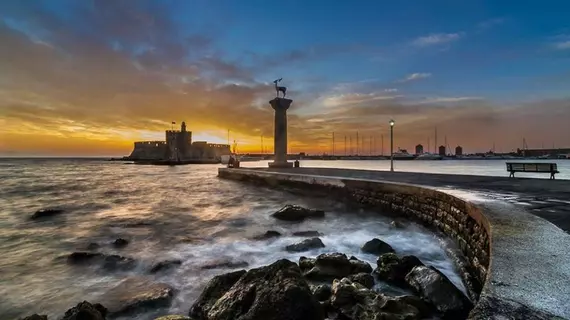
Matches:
[[254, 168, 570, 232]]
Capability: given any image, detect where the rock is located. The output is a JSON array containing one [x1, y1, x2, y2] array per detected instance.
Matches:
[[150, 259, 183, 274], [19, 315, 47, 320], [112, 238, 129, 248], [285, 237, 325, 252], [330, 278, 423, 320], [86, 242, 100, 250], [271, 205, 325, 221], [292, 230, 323, 237], [252, 230, 282, 240], [189, 269, 246, 319], [203, 259, 324, 320], [31, 208, 65, 219], [304, 253, 353, 281], [361, 238, 395, 255], [311, 284, 332, 301], [390, 220, 405, 229], [347, 273, 374, 289], [200, 259, 249, 270], [101, 277, 174, 317], [102, 254, 137, 271], [393, 295, 434, 317], [67, 251, 104, 264], [375, 253, 424, 284], [349, 256, 373, 274], [298, 256, 316, 271], [61, 301, 107, 320], [405, 265, 472, 318], [154, 315, 191, 320]]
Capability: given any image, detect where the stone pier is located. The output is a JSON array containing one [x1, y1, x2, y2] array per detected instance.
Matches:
[[268, 97, 293, 168]]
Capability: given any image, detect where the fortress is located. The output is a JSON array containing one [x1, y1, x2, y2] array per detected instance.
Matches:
[[125, 122, 230, 162]]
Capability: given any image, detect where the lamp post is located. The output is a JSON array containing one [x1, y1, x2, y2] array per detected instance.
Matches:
[[389, 119, 395, 172]]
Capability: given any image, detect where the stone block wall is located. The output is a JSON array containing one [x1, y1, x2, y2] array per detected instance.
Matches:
[[218, 169, 490, 298]]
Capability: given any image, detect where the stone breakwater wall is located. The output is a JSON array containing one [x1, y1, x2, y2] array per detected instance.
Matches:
[[218, 169, 489, 296]]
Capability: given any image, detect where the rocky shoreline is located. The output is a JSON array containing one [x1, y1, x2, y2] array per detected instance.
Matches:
[[21, 205, 472, 320]]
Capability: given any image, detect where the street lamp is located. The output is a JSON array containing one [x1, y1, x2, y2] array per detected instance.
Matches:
[[389, 119, 395, 172]]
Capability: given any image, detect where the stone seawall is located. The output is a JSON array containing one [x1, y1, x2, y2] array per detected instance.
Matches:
[[218, 168, 570, 319]]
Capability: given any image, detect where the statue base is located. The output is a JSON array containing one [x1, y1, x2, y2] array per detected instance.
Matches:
[[268, 161, 293, 168]]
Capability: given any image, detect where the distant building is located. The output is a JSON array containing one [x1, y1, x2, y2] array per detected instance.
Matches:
[[127, 121, 231, 161], [438, 145, 446, 156], [455, 146, 463, 156], [517, 148, 570, 157], [415, 144, 424, 155]]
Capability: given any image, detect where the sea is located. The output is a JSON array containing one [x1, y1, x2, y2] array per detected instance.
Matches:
[[1, 158, 567, 319]]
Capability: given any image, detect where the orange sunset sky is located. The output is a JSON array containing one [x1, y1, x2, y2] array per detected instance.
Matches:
[[1, 1, 570, 157]]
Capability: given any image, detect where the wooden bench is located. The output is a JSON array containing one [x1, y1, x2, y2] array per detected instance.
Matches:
[[506, 162, 559, 180]]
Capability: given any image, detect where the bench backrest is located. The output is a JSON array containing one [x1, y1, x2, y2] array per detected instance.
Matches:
[[506, 162, 557, 172]]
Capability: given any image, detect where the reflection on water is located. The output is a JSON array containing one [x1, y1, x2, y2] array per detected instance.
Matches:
[[0, 159, 468, 319]]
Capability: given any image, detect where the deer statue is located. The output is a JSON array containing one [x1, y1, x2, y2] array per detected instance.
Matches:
[[273, 78, 287, 98]]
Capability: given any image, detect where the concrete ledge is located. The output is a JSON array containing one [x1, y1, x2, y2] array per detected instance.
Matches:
[[218, 167, 570, 319]]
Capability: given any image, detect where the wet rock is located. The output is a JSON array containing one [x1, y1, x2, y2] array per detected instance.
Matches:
[[154, 316, 191, 320], [375, 253, 424, 284], [112, 238, 129, 248], [349, 256, 373, 274], [31, 208, 65, 219], [299, 256, 316, 271], [330, 278, 423, 320], [204, 259, 324, 320], [311, 284, 332, 301], [102, 254, 137, 271], [86, 242, 100, 250], [285, 237, 325, 252], [390, 220, 405, 229], [271, 205, 325, 221], [393, 295, 434, 317], [150, 259, 183, 274], [347, 273, 374, 289], [61, 301, 107, 320], [361, 238, 395, 255], [252, 230, 282, 240], [292, 230, 323, 237], [19, 315, 47, 320], [304, 253, 353, 281], [405, 265, 472, 319], [100, 277, 174, 317], [200, 259, 249, 270], [67, 251, 104, 264], [189, 269, 246, 319]]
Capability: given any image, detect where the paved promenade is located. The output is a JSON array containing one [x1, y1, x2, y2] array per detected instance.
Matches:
[[254, 167, 570, 232]]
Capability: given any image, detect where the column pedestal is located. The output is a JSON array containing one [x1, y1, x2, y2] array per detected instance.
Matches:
[[269, 97, 293, 168]]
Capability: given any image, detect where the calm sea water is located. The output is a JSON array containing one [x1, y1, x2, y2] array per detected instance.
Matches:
[[0, 158, 468, 320]]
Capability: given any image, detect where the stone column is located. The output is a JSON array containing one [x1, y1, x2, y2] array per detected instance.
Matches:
[[269, 97, 293, 168]]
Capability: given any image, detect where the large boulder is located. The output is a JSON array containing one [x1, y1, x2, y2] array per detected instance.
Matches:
[[200, 259, 249, 270], [304, 253, 372, 281], [203, 259, 324, 320], [149, 259, 183, 274], [298, 256, 316, 271], [311, 284, 332, 301], [375, 253, 423, 284], [405, 266, 472, 319], [285, 238, 325, 252], [67, 252, 104, 264], [66, 252, 136, 271], [330, 278, 424, 320], [31, 208, 65, 219], [361, 238, 395, 255], [61, 301, 107, 320], [100, 277, 174, 317], [189, 270, 247, 319], [271, 205, 325, 221]]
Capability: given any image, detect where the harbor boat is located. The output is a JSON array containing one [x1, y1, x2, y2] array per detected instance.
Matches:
[[414, 152, 443, 160], [392, 149, 416, 160]]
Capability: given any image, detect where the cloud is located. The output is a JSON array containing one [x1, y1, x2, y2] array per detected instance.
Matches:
[[322, 93, 402, 107], [554, 40, 570, 50], [476, 18, 505, 30], [412, 33, 462, 47], [384, 88, 398, 93], [398, 73, 432, 83], [415, 97, 484, 104]]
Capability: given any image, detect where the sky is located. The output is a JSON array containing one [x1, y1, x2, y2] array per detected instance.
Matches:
[[1, 0, 569, 156]]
